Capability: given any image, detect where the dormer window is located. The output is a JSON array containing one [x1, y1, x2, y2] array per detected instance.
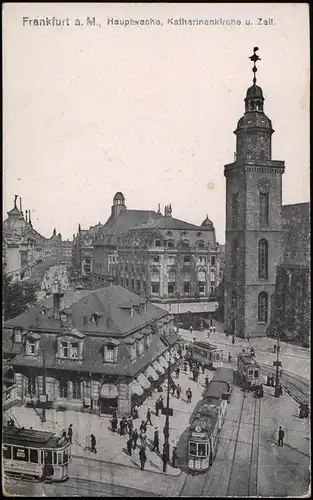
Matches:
[[71, 342, 79, 358], [26, 340, 36, 356], [60, 342, 68, 358], [14, 329, 22, 343], [136, 338, 144, 356], [90, 313, 100, 326], [25, 332, 40, 356], [106, 346, 114, 362], [57, 331, 84, 360], [103, 342, 119, 363]]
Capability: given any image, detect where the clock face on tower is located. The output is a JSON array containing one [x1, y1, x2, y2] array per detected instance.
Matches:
[[258, 178, 271, 192]]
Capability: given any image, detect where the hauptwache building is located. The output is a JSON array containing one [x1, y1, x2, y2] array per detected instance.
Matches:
[[3, 282, 179, 417]]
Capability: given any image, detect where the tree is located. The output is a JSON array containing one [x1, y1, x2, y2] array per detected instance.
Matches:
[[3, 274, 40, 321]]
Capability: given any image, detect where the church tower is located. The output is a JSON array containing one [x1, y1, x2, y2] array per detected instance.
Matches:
[[224, 48, 285, 338]]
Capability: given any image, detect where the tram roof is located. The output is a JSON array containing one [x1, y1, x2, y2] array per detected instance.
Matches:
[[3, 427, 62, 449], [204, 381, 229, 400], [237, 353, 260, 366], [192, 340, 219, 351], [190, 404, 219, 433], [211, 368, 233, 384]]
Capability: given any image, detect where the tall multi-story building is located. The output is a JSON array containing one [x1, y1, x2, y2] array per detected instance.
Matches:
[[224, 49, 309, 340], [92, 193, 221, 317], [72, 223, 102, 277], [43, 229, 73, 264]]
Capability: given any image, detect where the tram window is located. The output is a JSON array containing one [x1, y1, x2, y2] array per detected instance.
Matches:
[[63, 449, 69, 463], [53, 452, 57, 465], [198, 444, 207, 457], [58, 452, 63, 465], [44, 451, 52, 465], [248, 370, 253, 376], [13, 447, 29, 462], [3, 445, 11, 459], [254, 370, 259, 378], [215, 354, 220, 360], [29, 449, 38, 463], [189, 442, 197, 456]]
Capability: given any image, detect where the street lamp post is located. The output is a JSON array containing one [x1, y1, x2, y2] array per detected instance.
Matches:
[[41, 348, 47, 422], [176, 292, 180, 333], [162, 348, 172, 473]]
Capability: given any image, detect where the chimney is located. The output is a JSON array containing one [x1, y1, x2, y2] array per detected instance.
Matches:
[[19, 197, 23, 214], [29, 209, 32, 226]]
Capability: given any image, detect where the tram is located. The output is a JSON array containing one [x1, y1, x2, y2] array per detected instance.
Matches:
[[187, 340, 223, 370], [237, 351, 261, 388], [187, 369, 231, 473], [2, 426, 71, 482]]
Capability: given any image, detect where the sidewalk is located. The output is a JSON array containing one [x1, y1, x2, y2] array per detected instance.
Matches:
[[178, 325, 310, 381], [7, 365, 210, 479]]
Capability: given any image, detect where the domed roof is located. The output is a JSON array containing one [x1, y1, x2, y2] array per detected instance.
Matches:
[[246, 84, 264, 99], [236, 112, 273, 131], [113, 192, 125, 202], [201, 216, 214, 228]]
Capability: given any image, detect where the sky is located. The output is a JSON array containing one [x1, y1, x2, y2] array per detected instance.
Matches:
[[3, 3, 310, 244]]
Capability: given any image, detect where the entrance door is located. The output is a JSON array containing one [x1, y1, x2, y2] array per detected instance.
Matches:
[[99, 383, 118, 415]]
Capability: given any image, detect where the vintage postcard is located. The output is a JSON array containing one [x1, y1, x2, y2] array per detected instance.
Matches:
[[2, 2, 310, 498]]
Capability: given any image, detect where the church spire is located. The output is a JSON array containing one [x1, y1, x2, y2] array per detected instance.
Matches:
[[249, 46, 261, 86], [245, 47, 264, 113]]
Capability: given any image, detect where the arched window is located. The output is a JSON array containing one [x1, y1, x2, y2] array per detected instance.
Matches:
[[151, 268, 160, 282], [258, 292, 268, 323], [197, 240, 205, 248], [231, 239, 238, 279], [182, 240, 190, 249], [259, 192, 269, 225], [258, 239, 268, 279], [167, 240, 175, 249]]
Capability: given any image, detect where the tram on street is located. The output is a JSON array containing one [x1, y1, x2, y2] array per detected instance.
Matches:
[[186, 340, 223, 370], [2, 426, 71, 482], [187, 369, 231, 473], [236, 351, 261, 388]]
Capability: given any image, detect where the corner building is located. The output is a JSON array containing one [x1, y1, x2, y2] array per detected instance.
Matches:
[[224, 77, 285, 337]]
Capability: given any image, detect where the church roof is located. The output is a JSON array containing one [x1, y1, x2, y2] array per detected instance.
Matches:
[[236, 112, 273, 131], [201, 216, 214, 228], [129, 216, 209, 232], [246, 84, 264, 99]]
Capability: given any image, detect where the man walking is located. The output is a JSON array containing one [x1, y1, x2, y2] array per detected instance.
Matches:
[[186, 388, 192, 404], [128, 417, 134, 437], [90, 434, 97, 453], [171, 381, 176, 396], [127, 436, 133, 456], [111, 415, 118, 433], [176, 384, 181, 399], [146, 408, 153, 426], [278, 426, 285, 446], [67, 424, 73, 444], [152, 426, 160, 452], [232, 335, 235, 346], [132, 428, 139, 449], [175, 367, 180, 378], [120, 418, 125, 436], [205, 376, 209, 388], [155, 399, 160, 417], [247, 333, 250, 343]]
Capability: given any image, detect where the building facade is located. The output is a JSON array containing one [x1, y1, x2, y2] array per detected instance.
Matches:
[[72, 223, 102, 277], [3, 284, 178, 417], [43, 229, 73, 264], [224, 51, 285, 338], [92, 193, 221, 317]]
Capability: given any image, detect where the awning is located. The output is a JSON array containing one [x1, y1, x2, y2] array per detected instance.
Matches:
[[100, 383, 118, 399], [145, 365, 159, 381], [130, 380, 144, 396], [155, 301, 219, 315], [137, 373, 151, 390], [158, 355, 168, 369], [153, 360, 164, 375]]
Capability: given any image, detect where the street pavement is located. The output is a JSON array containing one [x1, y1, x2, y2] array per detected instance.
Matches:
[[177, 324, 310, 381]]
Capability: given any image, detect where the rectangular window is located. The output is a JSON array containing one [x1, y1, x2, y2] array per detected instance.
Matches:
[[83, 316, 88, 326], [183, 283, 191, 294], [210, 285, 216, 294], [59, 379, 68, 398], [167, 255, 175, 264], [106, 346, 114, 362], [27, 377, 36, 396], [210, 271, 216, 282], [29, 449, 38, 464], [13, 447, 29, 462], [155, 240, 161, 247], [61, 342, 68, 358], [72, 380, 81, 399], [71, 343, 79, 358], [152, 283, 160, 295], [210, 256, 216, 266], [232, 192, 239, 228], [27, 341, 36, 355], [254, 370, 259, 379], [184, 256, 190, 263], [168, 283, 175, 294], [154, 256, 160, 263], [189, 442, 197, 456], [259, 192, 269, 226], [198, 282, 205, 293], [3, 445, 12, 460]]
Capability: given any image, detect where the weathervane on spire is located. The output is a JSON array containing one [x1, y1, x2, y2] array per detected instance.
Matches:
[[249, 47, 261, 85]]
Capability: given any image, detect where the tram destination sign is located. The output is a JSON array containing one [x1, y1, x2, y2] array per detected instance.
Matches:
[[273, 361, 282, 367]]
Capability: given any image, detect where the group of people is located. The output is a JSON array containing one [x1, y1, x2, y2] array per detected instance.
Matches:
[[61, 424, 73, 444]]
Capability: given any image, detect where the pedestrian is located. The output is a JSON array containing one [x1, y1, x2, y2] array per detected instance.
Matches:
[[159, 396, 164, 412], [127, 436, 133, 456], [120, 418, 125, 436], [171, 381, 176, 396], [228, 352, 232, 363], [279, 384, 283, 396], [139, 420, 147, 434], [128, 417, 134, 436], [139, 448, 147, 470], [186, 388, 192, 404], [189, 325, 193, 334], [266, 374, 270, 386], [247, 334, 250, 343], [132, 428, 139, 449], [90, 434, 97, 453], [67, 424, 73, 444], [146, 408, 153, 426], [273, 344, 277, 353], [183, 361, 188, 372], [62, 429, 66, 439], [201, 363, 205, 374], [205, 376, 209, 387], [259, 384, 264, 398], [155, 399, 160, 417], [175, 367, 180, 378], [132, 405, 139, 419], [152, 426, 160, 452], [232, 335, 235, 346], [278, 426, 285, 447], [140, 432, 147, 449], [176, 384, 181, 399], [250, 347, 255, 357], [111, 416, 118, 433], [271, 375, 275, 388], [172, 446, 179, 468]]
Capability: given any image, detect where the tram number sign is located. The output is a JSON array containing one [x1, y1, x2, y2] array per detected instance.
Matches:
[[273, 361, 282, 367], [162, 407, 173, 416]]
